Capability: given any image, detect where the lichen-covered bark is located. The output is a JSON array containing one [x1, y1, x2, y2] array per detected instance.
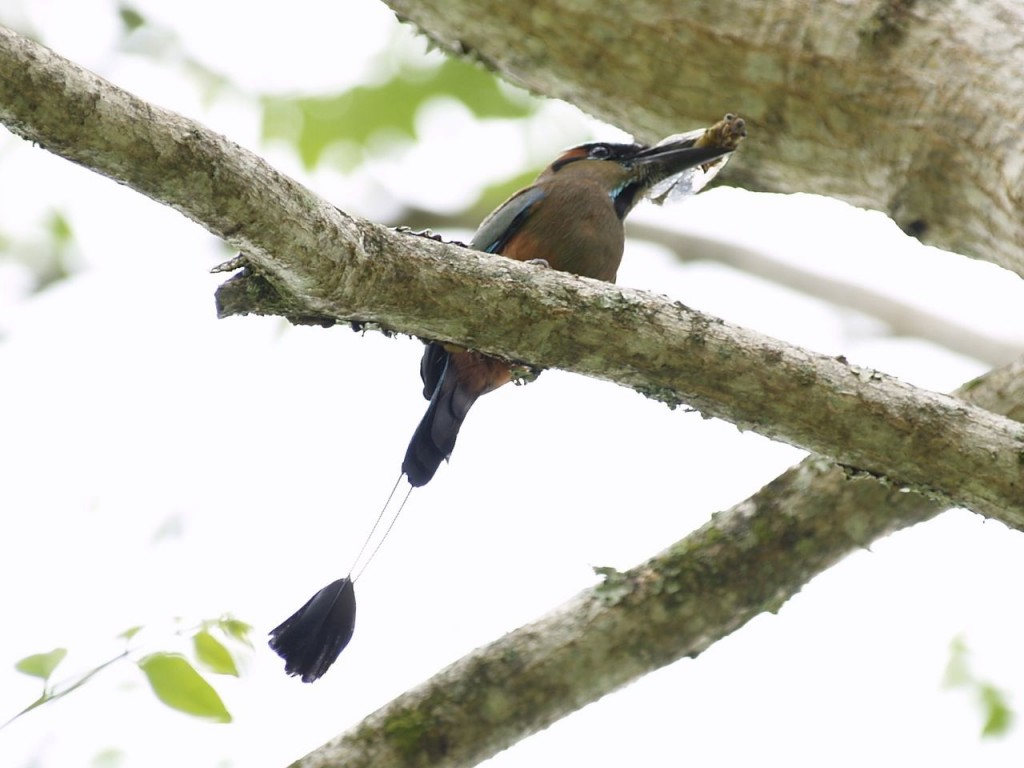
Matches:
[[294, 360, 1024, 768], [1, 26, 1020, 525], [392, 209, 1024, 367], [385, 0, 1024, 278], [221, 243, 1024, 523], [2, 23, 1024, 768]]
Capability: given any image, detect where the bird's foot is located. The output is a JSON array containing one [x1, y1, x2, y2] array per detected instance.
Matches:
[[395, 225, 443, 241], [395, 226, 469, 248], [510, 362, 542, 385]]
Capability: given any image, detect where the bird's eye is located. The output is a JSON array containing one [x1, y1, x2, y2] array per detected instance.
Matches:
[[589, 145, 611, 159]]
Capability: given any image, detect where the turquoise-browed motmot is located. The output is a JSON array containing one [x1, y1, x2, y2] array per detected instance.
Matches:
[[404, 114, 747, 486], [270, 115, 747, 682]]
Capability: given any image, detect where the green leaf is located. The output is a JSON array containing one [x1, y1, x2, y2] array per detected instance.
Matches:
[[138, 653, 231, 722], [15, 648, 67, 681], [193, 630, 239, 676], [979, 683, 1014, 737], [262, 57, 537, 169], [941, 635, 1017, 738], [118, 6, 146, 33], [91, 747, 126, 768], [117, 625, 144, 642], [46, 210, 73, 245], [217, 617, 254, 648], [941, 635, 970, 688]]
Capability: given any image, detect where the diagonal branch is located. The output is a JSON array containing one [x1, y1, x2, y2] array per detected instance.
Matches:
[[1, 26, 1021, 524], [293, 358, 1024, 768], [3, 21, 1024, 768], [394, 206, 1024, 367]]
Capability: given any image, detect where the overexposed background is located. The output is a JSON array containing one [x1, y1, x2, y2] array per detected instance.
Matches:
[[1, 1, 1023, 766]]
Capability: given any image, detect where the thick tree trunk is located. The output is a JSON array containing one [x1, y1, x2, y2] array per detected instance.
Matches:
[[386, 0, 1024, 278]]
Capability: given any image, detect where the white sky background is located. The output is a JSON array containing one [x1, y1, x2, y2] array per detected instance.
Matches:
[[1, 1, 1023, 766]]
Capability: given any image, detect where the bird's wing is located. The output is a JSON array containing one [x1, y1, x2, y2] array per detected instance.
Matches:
[[419, 341, 449, 399], [417, 186, 547, 400], [470, 185, 548, 254]]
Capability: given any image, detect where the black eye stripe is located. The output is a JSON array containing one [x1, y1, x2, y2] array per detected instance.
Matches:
[[550, 142, 646, 172]]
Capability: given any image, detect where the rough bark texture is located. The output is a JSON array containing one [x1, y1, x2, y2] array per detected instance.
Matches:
[[222, 253, 1024, 525], [386, 0, 1024, 278], [2, 15, 1024, 768], [292, 359, 1024, 768], [1, 27, 1020, 526], [396, 207, 1024, 369]]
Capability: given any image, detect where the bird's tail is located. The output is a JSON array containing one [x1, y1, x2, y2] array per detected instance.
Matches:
[[402, 349, 510, 486], [268, 576, 356, 683], [270, 350, 510, 681]]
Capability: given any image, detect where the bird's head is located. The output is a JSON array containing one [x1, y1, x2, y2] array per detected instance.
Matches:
[[540, 113, 747, 218]]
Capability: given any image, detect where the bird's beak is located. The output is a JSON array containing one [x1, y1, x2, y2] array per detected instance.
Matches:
[[631, 141, 735, 185], [635, 114, 747, 202]]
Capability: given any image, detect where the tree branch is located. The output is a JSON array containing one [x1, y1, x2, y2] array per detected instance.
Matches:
[[3, 19, 1024, 768], [293, 358, 1024, 768], [385, 0, 1024, 278], [1, 26, 1021, 525], [395, 206, 1024, 367]]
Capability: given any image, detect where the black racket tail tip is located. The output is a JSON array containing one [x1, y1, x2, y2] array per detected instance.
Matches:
[[268, 575, 356, 683], [269, 474, 416, 682]]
